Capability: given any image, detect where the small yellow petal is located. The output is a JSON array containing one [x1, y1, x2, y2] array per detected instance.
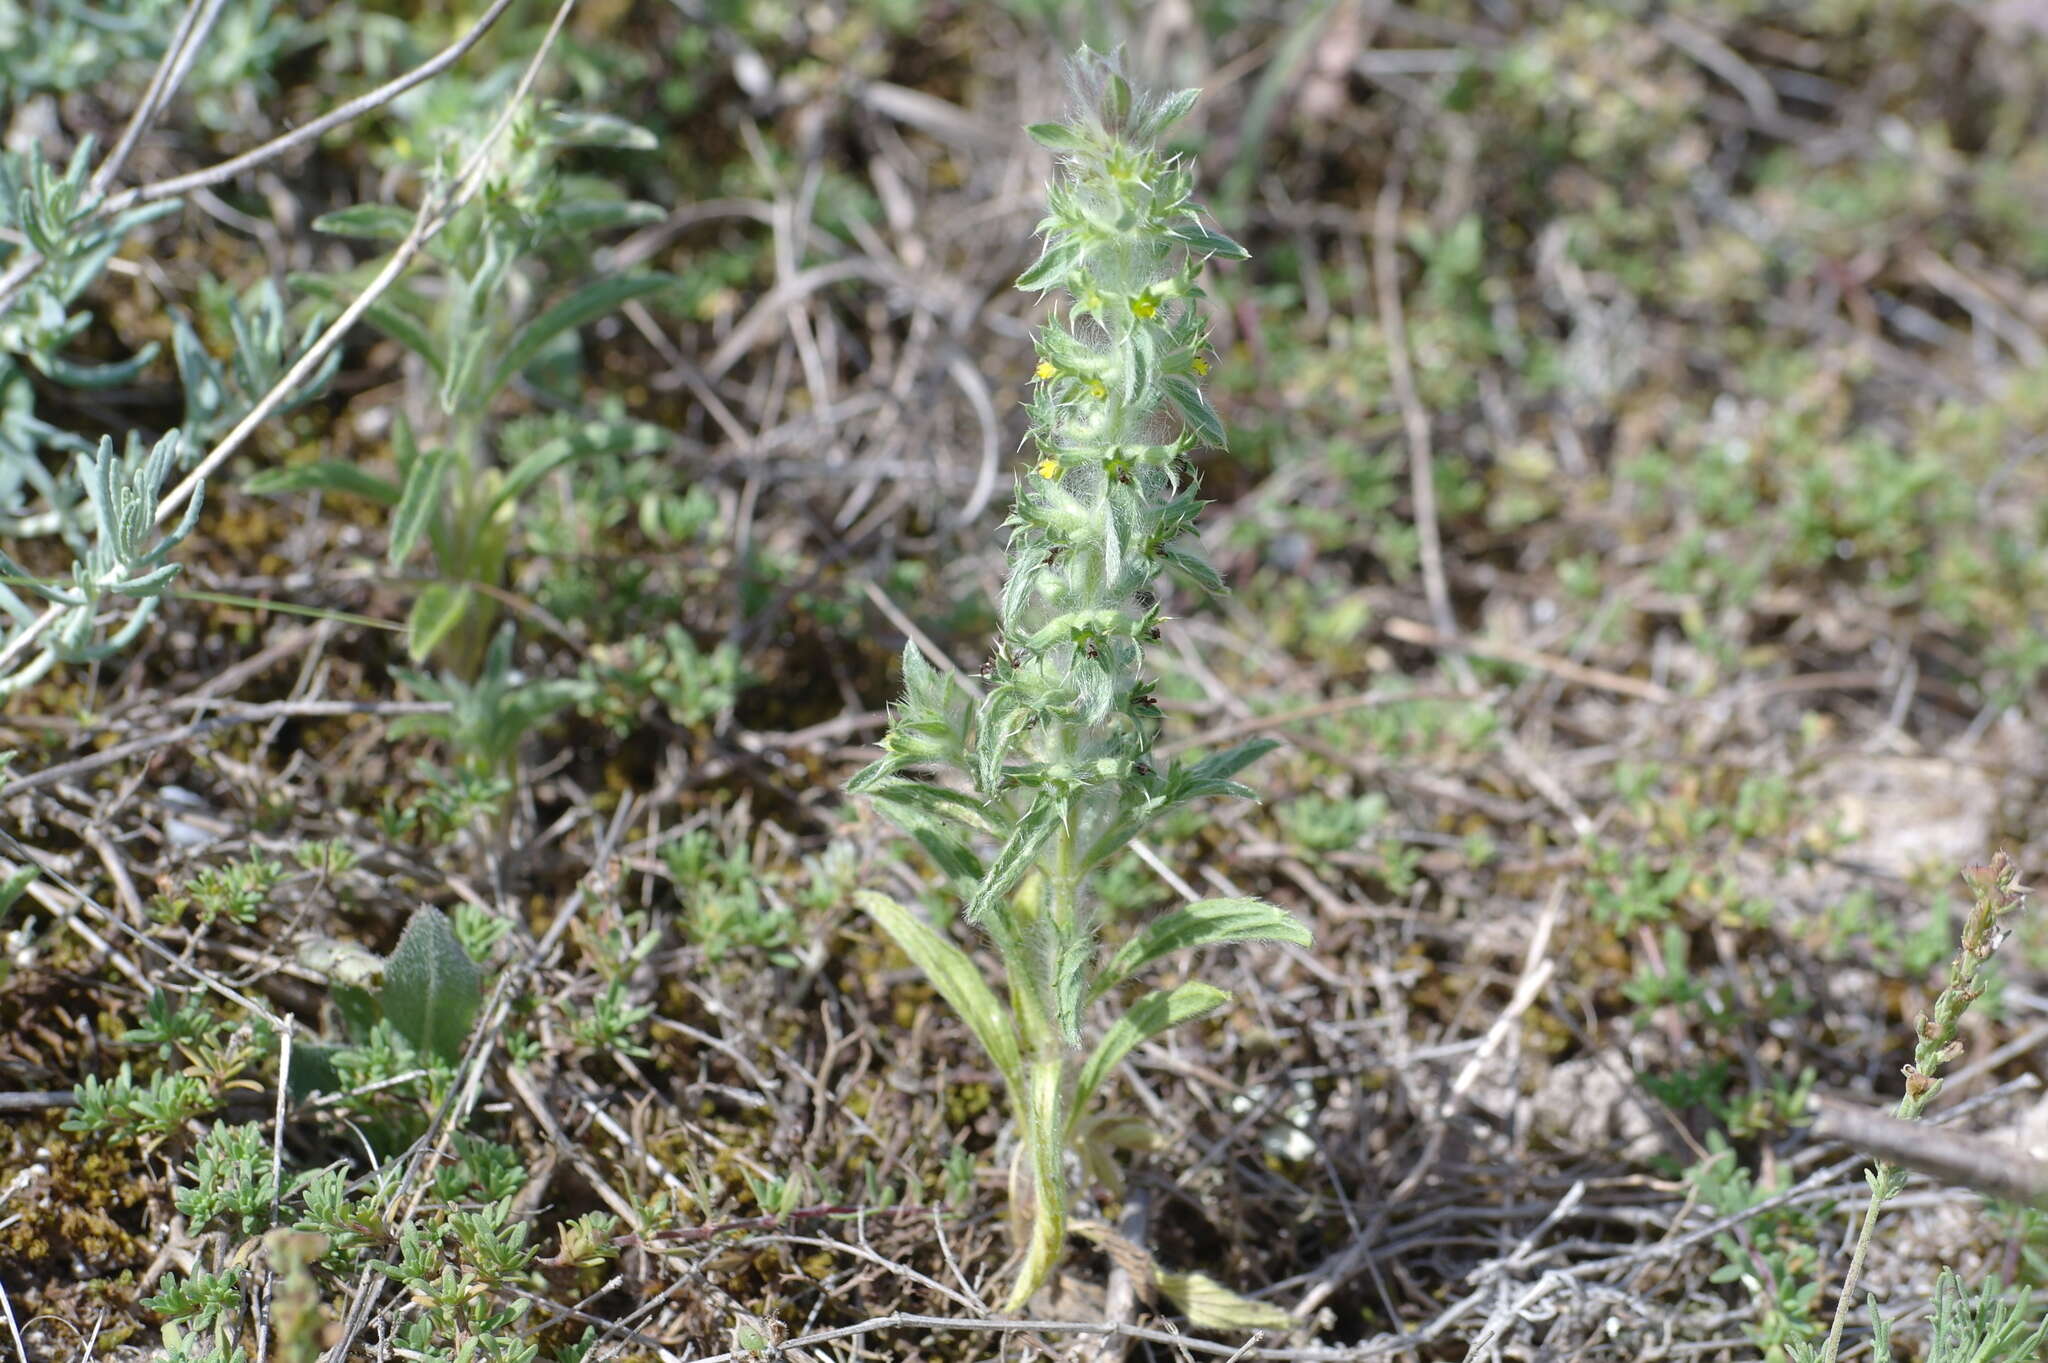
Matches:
[[1034, 360, 1057, 380], [1036, 458, 1062, 479], [1131, 296, 1157, 319], [1191, 356, 1210, 376]]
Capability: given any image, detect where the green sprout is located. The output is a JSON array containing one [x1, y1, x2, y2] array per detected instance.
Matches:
[[849, 49, 1309, 1317]]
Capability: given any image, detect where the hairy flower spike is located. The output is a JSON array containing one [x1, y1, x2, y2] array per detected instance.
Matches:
[[851, 48, 1305, 1324]]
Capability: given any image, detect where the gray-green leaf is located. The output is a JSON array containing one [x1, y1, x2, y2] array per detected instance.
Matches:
[[388, 445, 449, 567], [485, 275, 680, 398], [380, 905, 483, 1064], [855, 890, 1020, 1091], [1074, 981, 1228, 1117], [965, 793, 1060, 924], [1090, 898, 1310, 1001], [244, 461, 401, 506]]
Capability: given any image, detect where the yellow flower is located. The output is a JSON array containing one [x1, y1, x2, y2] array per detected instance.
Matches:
[[1034, 360, 1057, 380], [1036, 457, 1062, 479], [1131, 295, 1157, 319], [1191, 356, 1210, 376], [1085, 379, 1108, 400]]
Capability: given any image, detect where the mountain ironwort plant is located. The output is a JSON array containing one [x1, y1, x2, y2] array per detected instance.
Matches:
[[849, 50, 1310, 1315]]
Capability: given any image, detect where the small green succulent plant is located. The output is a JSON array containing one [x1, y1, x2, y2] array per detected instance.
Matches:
[[850, 49, 1310, 1316]]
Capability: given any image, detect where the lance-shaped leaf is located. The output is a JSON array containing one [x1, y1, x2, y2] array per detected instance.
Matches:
[[1026, 122, 1093, 153], [965, 792, 1061, 924], [864, 782, 989, 887], [1016, 237, 1080, 292], [1167, 220, 1250, 260], [1073, 981, 1228, 1118], [246, 461, 401, 505], [388, 444, 450, 567], [1153, 1270, 1292, 1331], [490, 418, 669, 516], [1136, 88, 1200, 138], [380, 905, 482, 1065], [486, 274, 680, 397], [1163, 544, 1227, 596], [1090, 897, 1310, 1001], [1053, 927, 1096, 1046], [974, 689, 1033, 796], [292, 274, 444, 380], [1162, 373, 1225, 449], [313, 204, 418, 240], [855, 890, 1020, 1091], [406, 582, 473, 663], [0, 863, 37, 919]]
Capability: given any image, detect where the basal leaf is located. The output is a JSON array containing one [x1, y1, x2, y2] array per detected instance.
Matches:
[[380, 905, 483, 1065], [406, 582, 473, 664], [1153, 1269, 1292, 1331], [855, 890, 1020, 1091]]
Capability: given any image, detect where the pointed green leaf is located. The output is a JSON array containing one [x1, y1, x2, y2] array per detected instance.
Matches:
[[1137, 89, 1200, 138], [1105, 73, 1132, 125], [406, 582, 473, 663], [865, 783, 990, 886], [1168, 220, 1250, 260], [490, 420, 668, 516], [1074, 981, 1228, 1116], [245, 461, 401, 505], [535, 109, 658, 150], [1026, 122, 1091, 153], [1124, 321, 1156, 408], [292, 274, 445, 379], [486, 274, 680, 397], [1153, 1270, 1292, 1331], [965, 793, 1060, 924], [1163, 373, 1225, 448], [35, 344, 158, 389], [974, 692, 1032, 796], [0, 863, 37, 918], [172, 312, 226, 425], [855, 890, 1020, 1090], [846, 756, 906, 793], [388, 445, 449, 567], [313, 205, 418, 240], [1015, 239, 1077, 292], [380, 905, 483, 1064], [1163, 544, 1227, 596], [1054, 929, 1094, 1045], [1091, 898, 1310, 1001], [1187, 739, 1280, 785], [551, 198, 666, 235]]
